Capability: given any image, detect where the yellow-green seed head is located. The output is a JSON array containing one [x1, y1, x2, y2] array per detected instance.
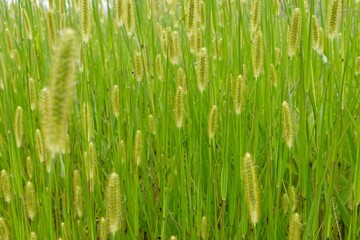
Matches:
[[105, 172, 122, 235], [111, 85, 120, 118], [14, 106, 24, 148], [24, 181, 36, 220], [252, 30, 264, 78], [287, 8, 302, 58]]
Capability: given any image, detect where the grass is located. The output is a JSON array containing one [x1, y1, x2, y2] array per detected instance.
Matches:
[[0, 0, 359, 239]]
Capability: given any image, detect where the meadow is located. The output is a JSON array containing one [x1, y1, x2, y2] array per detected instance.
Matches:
[[0, 0, 359, 239]]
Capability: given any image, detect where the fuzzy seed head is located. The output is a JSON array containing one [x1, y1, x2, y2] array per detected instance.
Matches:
[[148, 114, 156, 135], [82, 102, 94, 141], [35, 129, 46, 163], [111, 85, 120, 118], [282, 101, 294, 149], [196, 48, 209, 92], [81, 0, 91, 42], [14, 106, 24, 148], [134, 130, 143, 166], [186, 0, 196, 36], [1, 170, 11, 203], [155, 54, 164, 80], [270, 64, 277, 87], [24, 181, 36, 220], [311, 15, 320, 51], [73, 170, 84, 217], [26, 156, 34, 179], [46, 29, 78, 154], [98, 217, 107, 240], [105, 172, 122, 235], [287, 8, 302, 58], [177, 68, 187, 93], [30, 232, 37, 240], [288, 213, 301, 240], [28, 78, 37, 111], [0, 217, 10, 240], [174, 87, 185, 129], [250, 0, 262, 35], [22, 9, 33, 40], [234, 75, 245, 115], [242, 153, 261, 225], [201, 216, 208, 239], [252, 30, 264, 78], [135, 52, 144, 81], [46, 11, 56, 47], [327, 0, 342, 39], [115, 0, 124, 27], [208, 105, 218, 140], [125, 0, 136, 36]]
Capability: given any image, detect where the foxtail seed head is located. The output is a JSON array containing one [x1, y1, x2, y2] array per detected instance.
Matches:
[[196, 48, 209, 93], [125, 0, 135, 36], [24, 181, 36, 220], [250, 0, 262, 36], [119, 140, 126, 164], [148, 114, 156, 135], [252, 30, 264, 78], [174, 87, 185, 129], [26, 156, 34, 179], [208, 105, 218, 140], [201, 216, 208, 239], [155, 54, 164, 80], [46, 11, 56, 47], [270, 64, 277, 87], [46, 29, 78, 154], [311, 15, 320, 51], [135, 52, 144, 81], [111, 85, 120, 118], [242, 153, 261, 225], [282, 101, 294, 149], [73, 170, 84, 217], [287, 8, 302, 58], [327, 0, 342, 40], [186, 0, 196, 36], [134, 130, 143, 166], [81, 0, 91, 42], [14, 106, 24, 148], [288, 213, 301, 240], [1, 170, 11, 203], [30, 232, 37, 240], [98, 217, 107, 240], [35, 129, 46, 163], [115, 0, 124, 27], [105, 172, 122, 236], [22, 9, 33, 40], [234, 75, 245, 115], [0, 217, 10, 240], [28, 78, 37, 111], [177, 68, 187, 93], [82, 102, 94, 141]]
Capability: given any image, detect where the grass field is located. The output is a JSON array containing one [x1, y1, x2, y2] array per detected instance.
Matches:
[[0, 0, 360, 239]]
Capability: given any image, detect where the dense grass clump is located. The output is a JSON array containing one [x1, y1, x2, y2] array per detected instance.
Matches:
[[0, 0, 359, 239]]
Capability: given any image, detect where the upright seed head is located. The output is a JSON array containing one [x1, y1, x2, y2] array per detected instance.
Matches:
[[148, 114, 156, 135], [82, 102, 94, 141], [134, 130, 143, 166], [176, 68, 187, 93], [35, 129, 46, 163], [269, 64, 277, 87], [14, 106, 24, 148], [155, 54, 164, 81], [288, 213, 301, 240], [46, 11, 56, 47], [73, 170, 84, 218], [198, 1, 206, 30], [190, 29, 203, 54], [30, 232, 37, 240], [4, 28, 14, 59], [135, 52, 144, 81], [1, 170, 11, 203], [0, 54, 5, 90], [234, 75, 245, 115], [46, 29, 78, 154], [186, 0, 196, 36], [26, 156, 34, 179], [0, 218, 10, 240], [201, 216, 208, 239], [28, 78, 37, 111], [125, 0, 136, 36], [282, 101, 294, 149], [81, 0, 91, 42], [40, 87, 49, 138], [289, 186, 298, 212], [115, 0, 124, 27], [287, 8, 302, 58], [105, 172, 122, 236], [174, 87, 185, 129], [311, 15, 320, 51], [252, 30, 264, 78], [275, 47, 282, 65], [88, 141, 96, 181], [170, 31, 180, 64], [250, 0, 262, 36], [196, 48, 209, 93], [98, 217, 107, 240], [208, 105, 218, 140], [317, 27, 324, 55], [242, 153, 261, 225], [111, 85, 120, 118], [22, 9, 33, 40], [24, 181, 36, 220], [327, 0, 342, 40]]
